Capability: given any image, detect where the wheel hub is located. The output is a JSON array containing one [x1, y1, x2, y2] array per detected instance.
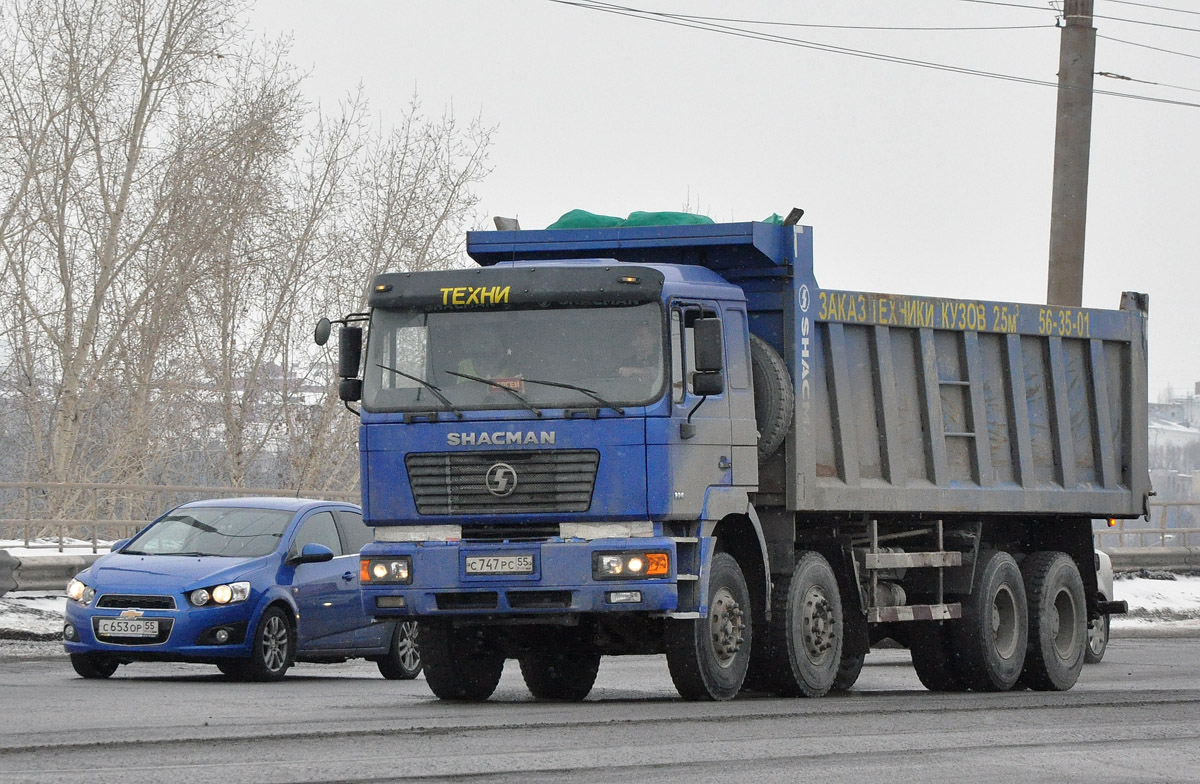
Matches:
[[709, 586, 746, 668], [801, 586, 835, 665]]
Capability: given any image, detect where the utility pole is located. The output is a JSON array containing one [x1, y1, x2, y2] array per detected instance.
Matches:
[[1046, 0, 1096, 307]]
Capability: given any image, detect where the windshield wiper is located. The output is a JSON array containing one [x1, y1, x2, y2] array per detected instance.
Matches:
[[444, 371, 542, 417], [375, 363, 463, 419], [521, 377, 624, 416], [164, 551, 209, 557]]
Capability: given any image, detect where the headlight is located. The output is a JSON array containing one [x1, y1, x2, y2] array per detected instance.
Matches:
[[67, 578, 95, 605], [361, 557, 411, 584], [190, 581, 250, 607], [592, 551, 670, 580]]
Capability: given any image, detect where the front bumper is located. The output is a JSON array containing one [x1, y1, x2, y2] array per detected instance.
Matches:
[[62, 596, 257, 660], [360, 536, 681, 617]]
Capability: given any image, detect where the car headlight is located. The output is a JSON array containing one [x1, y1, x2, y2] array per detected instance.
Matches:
[[592, 551, 670, 580], [361, 557, 411, 585], [189, 581, 250, 607], [67, 577, 95, 605]]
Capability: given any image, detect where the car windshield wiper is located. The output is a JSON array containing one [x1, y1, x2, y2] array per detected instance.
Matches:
[[520, 377, 624, 416], [164, 551, 210, 557], [444, 371, 542, 417], [118, 549, 150, 555], [375, 363, 463, 419]]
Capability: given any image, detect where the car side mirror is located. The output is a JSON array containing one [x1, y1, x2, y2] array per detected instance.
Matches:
[[110, 539, 128, 553], [289, 542, 335, 566]]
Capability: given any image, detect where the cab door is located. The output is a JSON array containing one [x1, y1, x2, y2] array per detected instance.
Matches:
[[647, 301, 733, 519]]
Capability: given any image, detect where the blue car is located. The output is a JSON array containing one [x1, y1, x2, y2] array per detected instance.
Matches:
[[62, 497, 420, 682]]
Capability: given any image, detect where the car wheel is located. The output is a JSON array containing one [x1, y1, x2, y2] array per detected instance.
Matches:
[[70, 653, 119, 679], [242, 606, 294, 682], [1085, 607, 1110, 664], [377, 621, 422, 680]]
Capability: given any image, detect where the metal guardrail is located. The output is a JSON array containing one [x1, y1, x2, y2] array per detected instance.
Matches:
[[0, 482, 358, 553]]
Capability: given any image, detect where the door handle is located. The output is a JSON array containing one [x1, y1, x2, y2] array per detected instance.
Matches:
[[342, 571, 354, 582]]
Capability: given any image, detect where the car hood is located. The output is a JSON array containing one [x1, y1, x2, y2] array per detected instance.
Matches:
[[87, 553, 272, 591]]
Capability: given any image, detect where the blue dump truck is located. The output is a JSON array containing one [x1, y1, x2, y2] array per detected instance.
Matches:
[[317, 214, 1149, 701]]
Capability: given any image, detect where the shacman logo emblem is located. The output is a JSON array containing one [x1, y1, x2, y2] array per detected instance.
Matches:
[[485, 463, 518, 497]]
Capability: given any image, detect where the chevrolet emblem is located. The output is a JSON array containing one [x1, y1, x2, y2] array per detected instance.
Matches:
[[118, 609, 144, 619]]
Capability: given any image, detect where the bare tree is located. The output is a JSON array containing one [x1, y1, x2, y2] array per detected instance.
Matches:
[[0, 0, 492, 526]]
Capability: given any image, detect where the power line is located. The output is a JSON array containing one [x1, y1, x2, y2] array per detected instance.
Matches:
[[1102, 1, 1200, 17], [608, 9, 1049, 32], [548, 0, 1200, 108], [1095, 12, 1200, 33], [1098, 70, 1200, 94], [1099, 33, 1200, 60]]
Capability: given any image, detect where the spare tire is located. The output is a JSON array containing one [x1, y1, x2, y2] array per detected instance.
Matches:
[[750, 333, 794, 459]]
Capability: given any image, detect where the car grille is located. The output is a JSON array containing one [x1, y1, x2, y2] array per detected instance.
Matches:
[[406, 449, 599, 515], [97, 594, 177, 610]]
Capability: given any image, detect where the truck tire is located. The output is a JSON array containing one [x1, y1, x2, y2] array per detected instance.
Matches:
[[1020, 552, 1086, 691], [832, 651, 866, 692], [750, 334, 794, 460], [1085, 601, 1110, 664], [769, 551, 843, 697], [665, 552, 752, 700], [951, 550, 1028, 691], [909, 622, 968, 692], [420, 620, 505, 701], [519, 650, 601, 701]]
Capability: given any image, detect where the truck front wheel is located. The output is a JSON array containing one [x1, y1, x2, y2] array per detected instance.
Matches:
[[1020, 552, 1086, 691], [519, 649, 601, 701], [665, 552, 752, 700], [420, 620, 505, 701]]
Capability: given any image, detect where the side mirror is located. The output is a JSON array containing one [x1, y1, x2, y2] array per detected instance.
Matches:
[[110, 539, 129, 553], [693, 318, 724, 372], [339, 378, 363, 402], [289, 542, 335, 565], [314, 317, 332, 347], [339, 326, 363, 378], [692, 371, 725, 397]]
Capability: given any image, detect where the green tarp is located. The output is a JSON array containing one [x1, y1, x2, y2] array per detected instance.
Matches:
[[546, 209, 783, 229]]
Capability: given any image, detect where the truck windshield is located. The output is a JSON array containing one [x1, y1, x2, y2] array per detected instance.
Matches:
[[362, 302, 666, 413]]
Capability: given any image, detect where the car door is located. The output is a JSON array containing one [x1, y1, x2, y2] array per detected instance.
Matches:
[[334, 509, 391, 651], [288, 510, 360, 651]]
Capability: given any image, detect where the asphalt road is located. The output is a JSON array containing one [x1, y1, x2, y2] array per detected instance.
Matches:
[[2, 638, 1199, 784]]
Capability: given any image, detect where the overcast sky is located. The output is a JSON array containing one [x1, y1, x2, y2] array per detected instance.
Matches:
[[249, 0, 1199, 399]]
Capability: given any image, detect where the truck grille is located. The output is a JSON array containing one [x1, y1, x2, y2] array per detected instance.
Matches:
[[406, 449, 599, 515]]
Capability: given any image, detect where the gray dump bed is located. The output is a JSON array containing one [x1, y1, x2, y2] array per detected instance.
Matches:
[[787, 287, 1150, 518]]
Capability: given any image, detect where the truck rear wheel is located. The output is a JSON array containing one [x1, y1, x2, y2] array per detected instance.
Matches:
[[750, 334, 794, 459], [1020, 552, 1086, 691], [420, 620, 505, 701], [909, 622, 968, 692], [769, 551, 843, 697], [519, 650, 601, 701], [665, 552, 751, 700], [951, 550, 1028, 691]]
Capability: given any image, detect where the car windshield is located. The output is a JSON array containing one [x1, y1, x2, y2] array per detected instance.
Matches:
[[362, 302, 665, 413], [122, 507, 293, 558]]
